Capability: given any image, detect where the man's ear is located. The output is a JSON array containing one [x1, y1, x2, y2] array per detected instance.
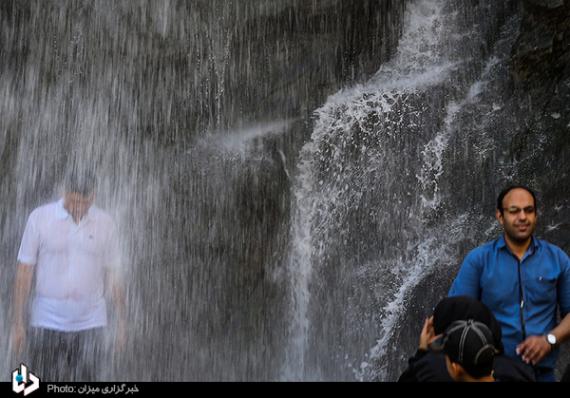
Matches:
[[449, 361, 466, 380], [495, 209, 504, 226], [445, 355, 461, 381]]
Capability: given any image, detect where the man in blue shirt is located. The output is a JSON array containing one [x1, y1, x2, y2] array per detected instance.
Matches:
[[449, 185, 570, 381]]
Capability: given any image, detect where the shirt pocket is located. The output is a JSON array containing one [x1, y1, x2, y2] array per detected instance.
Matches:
[[537, 276, 557, 285], [77, 232, 100, 256], [532, 276, 557, 305]]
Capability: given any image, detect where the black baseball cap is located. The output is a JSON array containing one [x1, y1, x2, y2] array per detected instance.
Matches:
[[432, 319, 498, 378], [432, 296, 504, 353]]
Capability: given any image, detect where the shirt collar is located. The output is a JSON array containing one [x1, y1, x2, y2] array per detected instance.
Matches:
[[496, 234, 540, 252], [56, 198, 93, 222], [56, 199, 70, 220]]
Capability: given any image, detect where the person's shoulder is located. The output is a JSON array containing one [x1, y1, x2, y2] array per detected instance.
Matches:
[[477, 239, 499, 251], [398, 351, 452, 382], [536, 239, 570, 262], [465, 239, 500, 259], [29, 200, 59, 219], [493, 355, 535, 382], [89, 205, 116, 225]]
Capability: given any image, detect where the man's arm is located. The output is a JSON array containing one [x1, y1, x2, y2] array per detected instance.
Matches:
[[103, 218, 127, 350], [11, 210, 40, 355], [106, 270, 127, 350], [549, 313, 570, 346], [518, 249, 570, 365], [448, 250, 482, 298], [10, 263, 34, 355], [516, 313, 570, 366]]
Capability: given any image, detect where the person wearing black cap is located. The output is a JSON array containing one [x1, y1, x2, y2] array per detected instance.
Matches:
[[449, 185, 570, 381], [398, 296, 535, 382], [435, 319, 497, 382]]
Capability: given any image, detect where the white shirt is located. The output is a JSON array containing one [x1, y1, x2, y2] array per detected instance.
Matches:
[[17, 199, 121, 331]]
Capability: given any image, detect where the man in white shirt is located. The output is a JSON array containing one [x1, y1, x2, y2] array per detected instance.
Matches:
[[10, 170, 126, 381]]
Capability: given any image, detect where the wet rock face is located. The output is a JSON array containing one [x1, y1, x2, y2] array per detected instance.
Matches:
[[510, 1, 570, 254], [514, 0, 570, 378], [525, 0, 565, 8], [0, 0, 405, 147], [513, 1, 570, 85]]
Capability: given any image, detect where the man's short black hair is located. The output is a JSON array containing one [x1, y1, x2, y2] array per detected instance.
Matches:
[[64, 169, 97, 196], [496, 185, 537, 214]]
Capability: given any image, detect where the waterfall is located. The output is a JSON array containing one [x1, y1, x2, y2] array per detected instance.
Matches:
[[287, 0, 517, 380], [0, 0, 406, 381], [4, 0, 563, 382]]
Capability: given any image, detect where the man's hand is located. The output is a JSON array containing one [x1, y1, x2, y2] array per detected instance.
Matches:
[[419, 316, 440, 351], [516, 335, 551, 365], [10, 322, 26, 356], [106, 269, 127, 353]]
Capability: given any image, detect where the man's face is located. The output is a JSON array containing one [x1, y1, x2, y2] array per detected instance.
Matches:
[[496, 188, 537, 244], [64, 192, 94, 222]]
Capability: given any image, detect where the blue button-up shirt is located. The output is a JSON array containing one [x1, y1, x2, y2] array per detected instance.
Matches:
[[449, 235, 570, 369]]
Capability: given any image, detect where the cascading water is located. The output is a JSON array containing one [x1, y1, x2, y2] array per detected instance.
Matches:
[[0, 0, 405, 381], [1, 0, 567, 382], [286, 0, 519, 381]]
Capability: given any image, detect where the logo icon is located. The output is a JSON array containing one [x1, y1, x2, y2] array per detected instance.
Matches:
[[12, 363, 40, 396]]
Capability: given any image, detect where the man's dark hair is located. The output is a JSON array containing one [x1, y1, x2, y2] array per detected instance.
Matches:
[[64, 169, 97, 196], [496, 185, 537, 214]]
